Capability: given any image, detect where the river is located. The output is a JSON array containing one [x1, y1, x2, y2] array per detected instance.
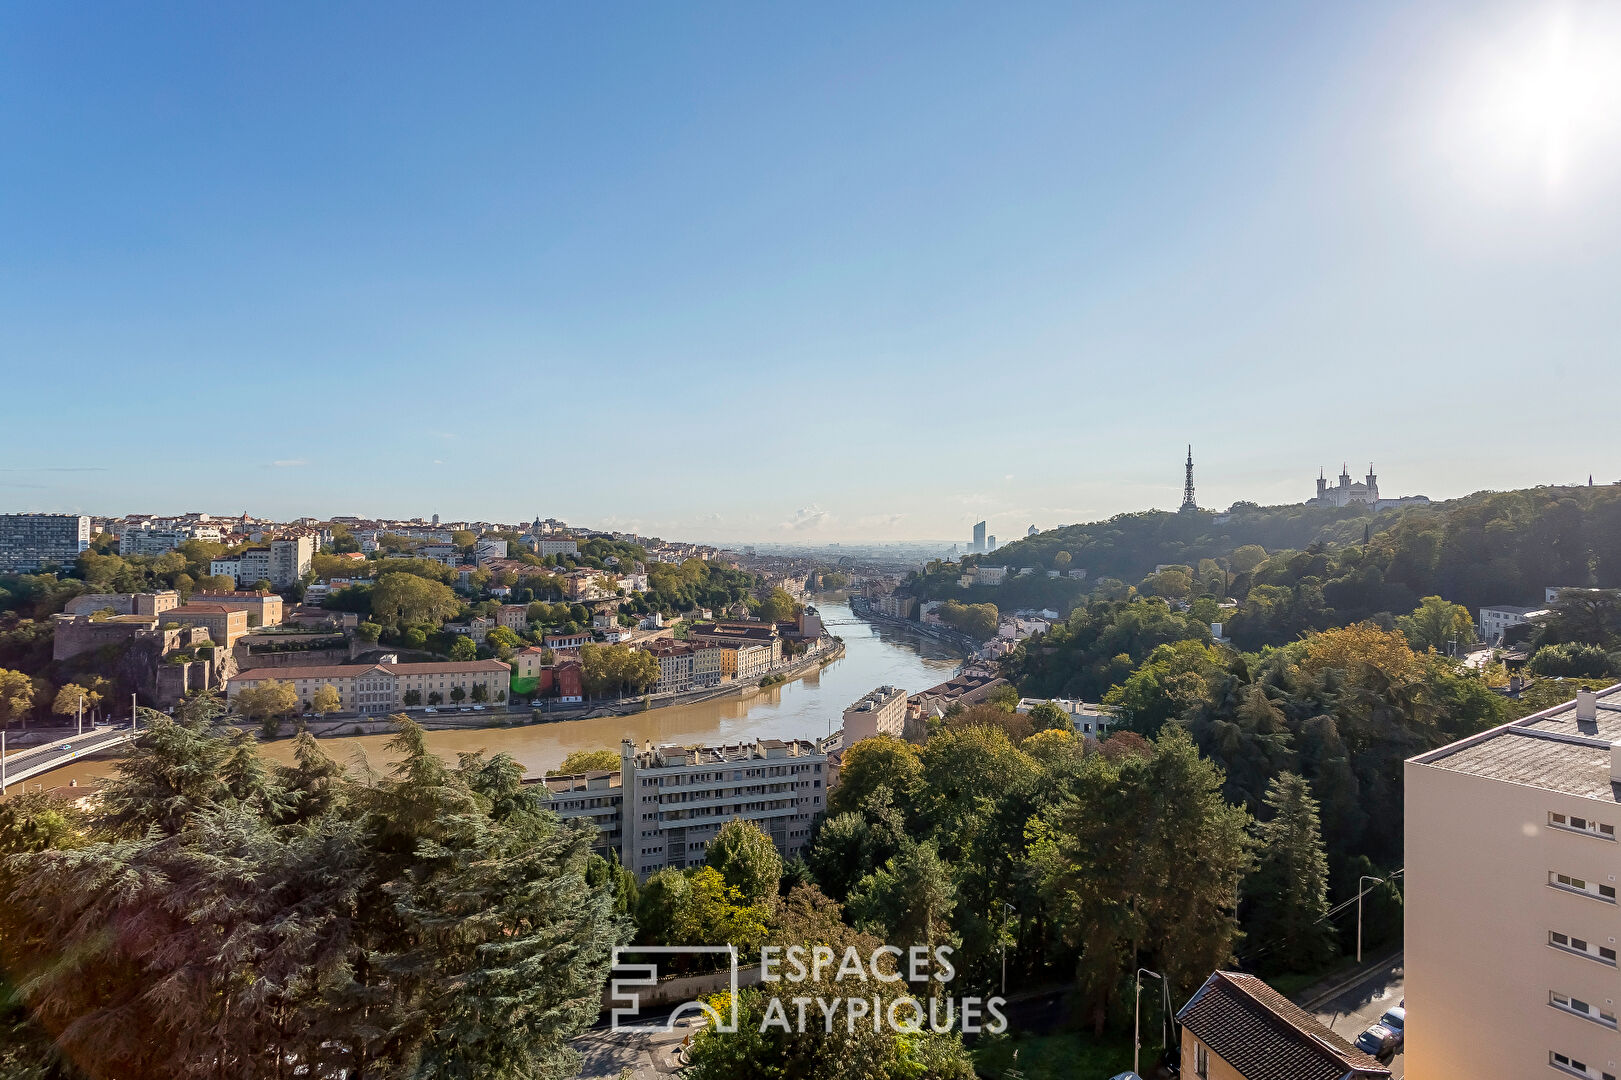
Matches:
[[28, 601, 963, 789]]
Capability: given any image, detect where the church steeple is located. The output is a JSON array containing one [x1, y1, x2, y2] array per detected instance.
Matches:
[[1180, 445, 1199, 512]]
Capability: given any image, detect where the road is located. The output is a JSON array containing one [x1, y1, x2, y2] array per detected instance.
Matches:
[[1, 726, 134, 791], [1308, 951, 1405, 1078]]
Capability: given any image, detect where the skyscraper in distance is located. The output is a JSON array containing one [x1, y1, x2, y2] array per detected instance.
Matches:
[[972, 520, 987, 553]]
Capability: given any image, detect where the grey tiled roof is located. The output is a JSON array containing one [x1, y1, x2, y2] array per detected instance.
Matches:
[[1177, 972, 1390, 1080]]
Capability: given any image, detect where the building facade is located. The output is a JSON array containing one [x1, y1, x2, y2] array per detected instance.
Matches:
[[1479, 603, 1549, 643], [1406, 686, 1621, 1080], [229, 659, 512, 714], [189, 591, 283, 627], [842, 685, 907, 743], [163, 603, 251, 649], [62, 591, 180, 618], [0, 513, 91, 573], [619, 736, 834, 879], [538, 772, 622, 856]]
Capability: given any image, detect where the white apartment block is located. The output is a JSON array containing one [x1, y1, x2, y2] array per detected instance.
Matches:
[[0, 513, 91, 573], [539, 771, 622, 856], [1015, 697, 1114, 737], [1479, 603, 1550, 644], [1406, 685, 1621, 1080], [620, 737, 834, 879], [528, 535, 580, 554], [842, 685, 907, 743]]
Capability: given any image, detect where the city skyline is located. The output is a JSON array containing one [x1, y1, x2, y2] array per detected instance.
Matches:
[[4, 2, 1620, 541]]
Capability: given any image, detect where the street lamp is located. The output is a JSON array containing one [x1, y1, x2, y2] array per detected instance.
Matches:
[[1357, 875, 1385, 963], [1000, 905, 1018, 996], [1135, 967, 1163, 1077]]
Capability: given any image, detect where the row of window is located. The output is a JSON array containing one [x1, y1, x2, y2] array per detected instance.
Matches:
[[1550, 931, 1618, 965], [1551, 1050, 1617, 1079], [1550, 872, 1616, 902], [1550, 990, 1618, 1029], [1550, 811, 1617, 840]]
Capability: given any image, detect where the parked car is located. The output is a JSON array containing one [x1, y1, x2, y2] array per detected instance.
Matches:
[[423, 708, 437, 713], [472, 705, 484, 711], [1355, 1023, 1399, 1063], [1378, 1005, 1405, 1051]]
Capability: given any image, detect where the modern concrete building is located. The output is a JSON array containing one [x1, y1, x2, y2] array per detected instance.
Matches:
[[1406, 684, 1621, 1080], [1176, 970, 1390, 1079], [842, 685, 907, 743], [269, 536, 314, 587], [1015, 697, 1114, 738], [1479, 603, 1551, 644], [538, 771, 622, 856], [229, 658, 511, 715], [619, 736, 834, 879], [530, 537, 580, 558], [0, 513, 91, 572]]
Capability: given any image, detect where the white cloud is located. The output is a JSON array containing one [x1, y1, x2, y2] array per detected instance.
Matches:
[[781, 505, 833, 531]]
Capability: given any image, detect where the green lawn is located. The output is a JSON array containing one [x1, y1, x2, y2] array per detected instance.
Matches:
[[972, 1031, 1136, 1080]]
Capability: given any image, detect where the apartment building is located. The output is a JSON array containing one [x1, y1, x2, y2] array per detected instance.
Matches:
[[529, 537, 579, 558], [643, 640, 725, 694], [1015, 697, 1114, 738], [843, 685, 907, 743], [62, 590, 180, 618], [270, 536, 315, 587], [189, 591, 283, 627], [1176, 970, 1390, 1080], [496, 603, 530, 630], [544, 630, 590, 652], [229, 659, 511, 715], [619, 736, 834, 878], [118, 526, 193, 557], [0, 513, 91, 573], [1406, 685, 1621, 1079], [1478, 603, 1550, 644], [538, 771, 622, 856], [474, 539, 508, 563]]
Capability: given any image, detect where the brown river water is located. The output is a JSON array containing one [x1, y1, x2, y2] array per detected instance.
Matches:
[[23, 601, 964, 789]]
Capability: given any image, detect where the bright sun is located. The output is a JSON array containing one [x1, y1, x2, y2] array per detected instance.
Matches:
[[1439, 5, 1621, 198]]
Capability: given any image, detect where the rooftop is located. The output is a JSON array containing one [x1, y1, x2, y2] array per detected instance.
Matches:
[[1176, 971, 1390, 1080], [1410, 683, 1621, 801]]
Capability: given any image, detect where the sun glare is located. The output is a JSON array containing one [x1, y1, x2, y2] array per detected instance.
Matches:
[[1437, 5, 1621, 200]]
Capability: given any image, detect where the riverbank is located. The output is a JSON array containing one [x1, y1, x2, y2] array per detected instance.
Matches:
[[847, 595, 983, 652], [256, 638, 847, 739], [19, 600, 961, 790]]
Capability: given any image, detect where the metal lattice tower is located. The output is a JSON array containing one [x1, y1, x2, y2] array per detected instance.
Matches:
[[1180, 445, 1198, 512]]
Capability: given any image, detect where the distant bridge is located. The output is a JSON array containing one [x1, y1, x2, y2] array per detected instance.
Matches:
[[1, 726, 137, 793]]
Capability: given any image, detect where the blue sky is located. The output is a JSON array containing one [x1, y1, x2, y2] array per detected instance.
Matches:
[[3, 2, 1619, 542]]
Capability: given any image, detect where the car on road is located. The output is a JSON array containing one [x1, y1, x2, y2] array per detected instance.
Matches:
[[1378, 1005, 1405, 1052], [423, 708, 437, 713], [1355, 1022, 1399, 1063]]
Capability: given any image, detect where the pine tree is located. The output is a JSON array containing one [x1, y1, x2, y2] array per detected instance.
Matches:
[[1246, 771, 1338, 973]]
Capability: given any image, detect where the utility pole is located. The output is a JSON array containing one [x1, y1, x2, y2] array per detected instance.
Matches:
[[1357, 875, 1385, 963], [1135, 967, 1163, 1077], [77, 695, 84, 738], [131, 692, 138, 734], [2, 726, 7, 794]]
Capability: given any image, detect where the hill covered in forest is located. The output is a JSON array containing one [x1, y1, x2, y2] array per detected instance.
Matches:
[[908, 484, 1621, 627]]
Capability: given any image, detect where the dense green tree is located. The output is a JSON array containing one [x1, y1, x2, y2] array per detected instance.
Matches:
[[369, 571, 461, 628], [1396, 595, 1476, 653], [826, 736, 921, 817], [1244, 773, 1337, 974], [704, 818, 784, 905]]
